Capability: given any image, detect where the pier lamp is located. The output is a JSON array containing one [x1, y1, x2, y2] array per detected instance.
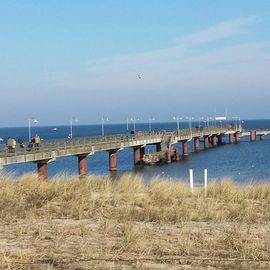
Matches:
[[149, 117, 155, 132], [237, 117, 242, 130], [126, 117, 129, 131], [238, 118, 242, 130], [232, 116, 240, 130], [28, 118, 38, 142], [101, 116, 109, 136], [173, 116, 182, 135], [130, 117, 140, 132], [208, 117, 214, 128], [69, 117, 78, 139], [198, 117, 204, 128], [186, 116, 194, 135], [241, 120, 244, 130], [232, 117, 237, 130], [206, 117, 210, 128]]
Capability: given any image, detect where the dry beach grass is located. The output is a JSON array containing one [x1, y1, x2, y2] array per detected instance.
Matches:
[[0, 173, 269, 269]]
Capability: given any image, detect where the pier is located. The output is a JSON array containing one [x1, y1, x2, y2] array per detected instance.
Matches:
[[0, 127, 269, 180]]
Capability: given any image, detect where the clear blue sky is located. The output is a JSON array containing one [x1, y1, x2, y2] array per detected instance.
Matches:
[[0, 0, 270, 127]]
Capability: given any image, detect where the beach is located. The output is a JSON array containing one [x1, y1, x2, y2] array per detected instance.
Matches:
[[0, 173, 269, 269]]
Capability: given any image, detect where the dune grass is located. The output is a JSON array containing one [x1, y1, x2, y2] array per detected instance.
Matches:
[[0, 173, 269, 269]]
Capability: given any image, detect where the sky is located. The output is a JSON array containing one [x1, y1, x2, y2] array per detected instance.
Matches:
[[0, 0, 270, 127]]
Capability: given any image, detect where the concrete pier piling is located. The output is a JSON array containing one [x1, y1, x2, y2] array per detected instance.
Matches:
[[109, 150, 117, 171], [175, 148, 180, 161], [211, 135, 218, 147], [234, 132, 241, 143], [204, 136, 209, 149], [140, 147, 145, 160], [250, 130, 256, 142], [133, 146, 141, 165], [166, 145, 173, 163], [218, 134, 222, 144], [229, 133, 234, 144], [182, 141, 189, 158], [78, 154, 87, 177], [166, 151, 171, 163], [37, 161, 48, 181], [194, 137, 200, 152]]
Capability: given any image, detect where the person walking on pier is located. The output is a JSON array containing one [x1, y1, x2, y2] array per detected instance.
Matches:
[[29, 134, 41, 150], [6, 137, 16, 153], [34, 134, 41, 149], [18, 138, 25, 148]]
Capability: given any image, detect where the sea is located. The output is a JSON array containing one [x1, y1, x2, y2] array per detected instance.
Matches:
[[0, 119, 270, 183]]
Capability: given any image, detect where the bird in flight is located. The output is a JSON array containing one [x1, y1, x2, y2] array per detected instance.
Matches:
[[138, 74, 142, 79]]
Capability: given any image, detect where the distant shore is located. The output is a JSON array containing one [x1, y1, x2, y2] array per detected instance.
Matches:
[[0, 173, 269, 269]]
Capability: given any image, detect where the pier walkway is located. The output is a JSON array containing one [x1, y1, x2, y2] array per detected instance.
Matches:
[[0, 127, 269, 180]]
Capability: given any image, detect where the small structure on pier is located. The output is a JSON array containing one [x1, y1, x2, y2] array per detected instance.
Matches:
[[142, 151, 166, 165]]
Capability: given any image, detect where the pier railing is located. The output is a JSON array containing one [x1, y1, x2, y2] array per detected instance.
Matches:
[[0, 126, 237, 157], [0, 131, 163, 156]]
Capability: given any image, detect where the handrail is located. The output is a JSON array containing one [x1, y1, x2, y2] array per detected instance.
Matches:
[[0, 127, 257, 158]]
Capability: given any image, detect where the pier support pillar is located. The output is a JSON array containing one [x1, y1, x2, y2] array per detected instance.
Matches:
[[229, 133, 234, 144], [156, 143, 162, 152], [166, 151, 171, 163], [259, 135, 264, 141], [182, 141, 189, 158], [140, 147, 145, 160], [250, 130, 256, 142], [78, 154, 87, 177], [211, 135, 218, 147], [133, 147, 141, 165], [234, 132, 241, 144], [109, 150, 117, 171], [166, 145, 173, 163], [174, 149, 180, 161], [194, 137, 200, 152], [204, 136, 209, 149], [218, 134, 223, 144], [37, 161, 48, 181]]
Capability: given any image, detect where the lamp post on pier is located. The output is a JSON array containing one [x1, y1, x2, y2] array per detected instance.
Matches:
[[28, 118, 38, 142], [206, 117, 212, 128], [101, 116, 109, 136], [232, 116, 241, 130], [198, 117, 204, 128], [69, 117, 78, 139], [207, 117, 214, 128], [173, 116, 182, 135], [130, 117, 140, 132], [186, 116, 194, 136], [126, 117, 129, 131], [149, 117, 155, 132], [241, 120, 244, 130]]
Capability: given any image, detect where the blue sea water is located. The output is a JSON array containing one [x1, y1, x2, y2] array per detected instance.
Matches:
[[0, 119, 270, 183]]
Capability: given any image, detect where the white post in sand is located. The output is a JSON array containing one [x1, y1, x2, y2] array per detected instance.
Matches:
[[204, 168, 208, 193], [189, 169, 194, 193]]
